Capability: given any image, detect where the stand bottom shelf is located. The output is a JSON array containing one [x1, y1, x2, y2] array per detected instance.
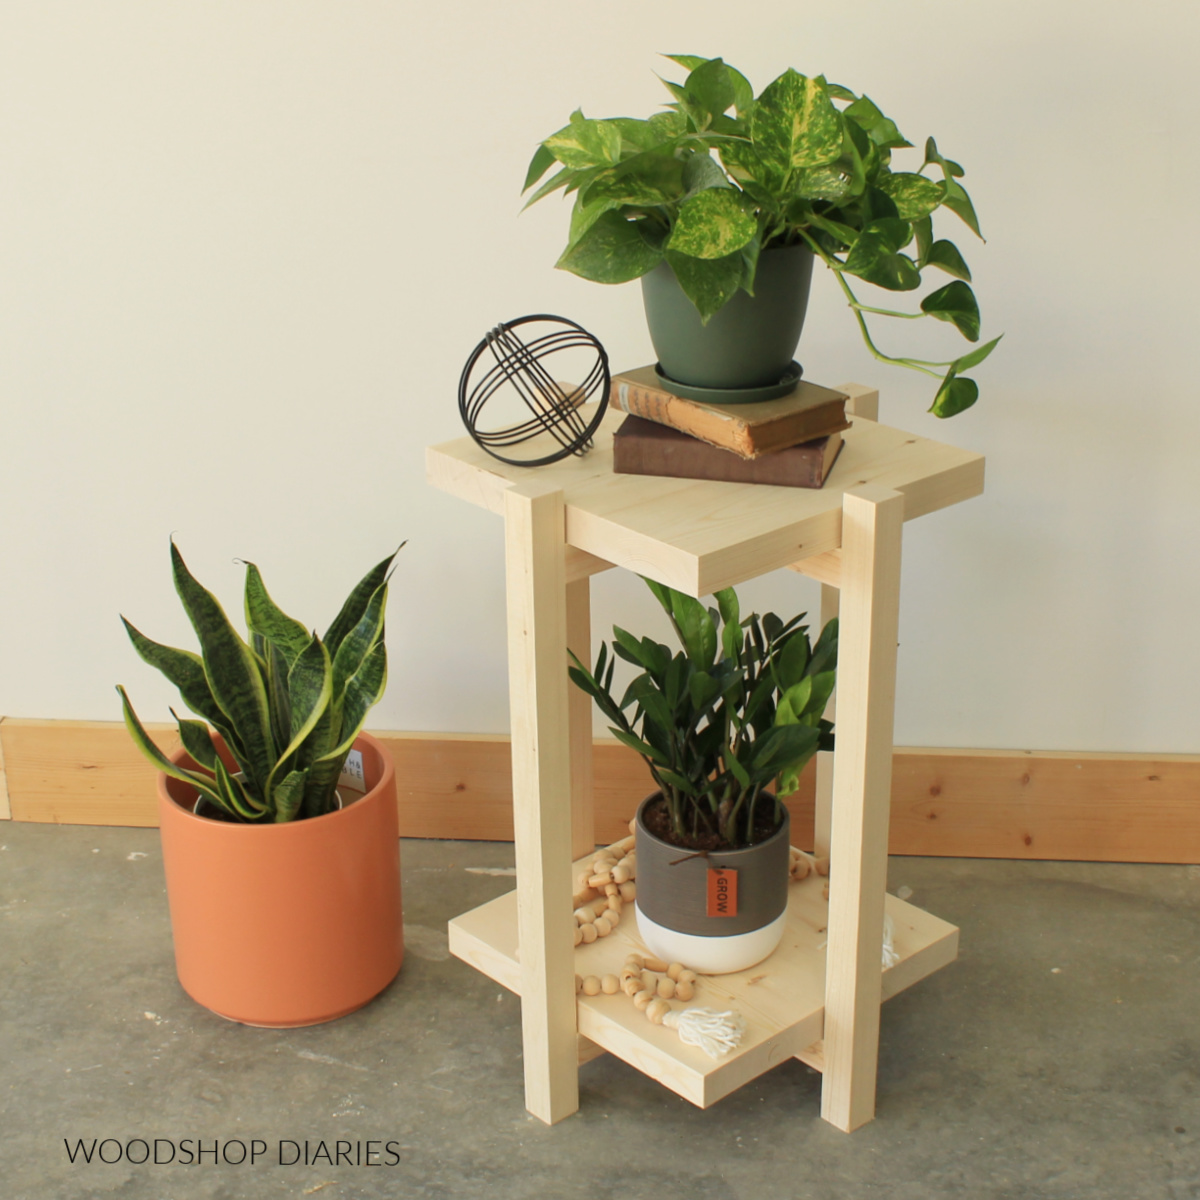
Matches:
[[449, 867, 959, 1109]]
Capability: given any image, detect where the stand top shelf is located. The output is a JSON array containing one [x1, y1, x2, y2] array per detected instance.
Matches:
[[426, 388, 984, 596]]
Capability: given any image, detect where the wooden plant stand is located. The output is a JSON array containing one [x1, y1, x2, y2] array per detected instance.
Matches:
[[426, 384, 984, 1132]]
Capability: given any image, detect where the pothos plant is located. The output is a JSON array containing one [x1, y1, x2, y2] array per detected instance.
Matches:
[[118, 542, 400, 823], [568, 577, 837, 851], [523, 53, 1001, 417]]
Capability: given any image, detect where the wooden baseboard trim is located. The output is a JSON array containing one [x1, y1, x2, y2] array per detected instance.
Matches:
[[2, 719, 1198, 863], [0, 718, 11, 821]]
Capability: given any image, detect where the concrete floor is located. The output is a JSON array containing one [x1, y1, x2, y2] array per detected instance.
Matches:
[[3, 822, 1198, 1200]]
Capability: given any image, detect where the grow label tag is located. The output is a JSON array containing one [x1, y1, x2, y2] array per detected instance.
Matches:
[[707, 867, 738, 918], [338, 749, 366, 793]]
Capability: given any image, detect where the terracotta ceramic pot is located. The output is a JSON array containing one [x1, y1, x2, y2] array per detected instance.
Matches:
[[157, 732, 403, 1027]]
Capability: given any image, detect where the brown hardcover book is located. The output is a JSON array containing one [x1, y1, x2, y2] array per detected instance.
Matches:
[[613, 415, 844, 488], [609, 364, 850, 459]]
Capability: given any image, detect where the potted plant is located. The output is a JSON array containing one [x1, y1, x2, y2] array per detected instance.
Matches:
[[523, 54, 1000, 414], [117, 540, 404, 1027], [569, 577, 837, 973]]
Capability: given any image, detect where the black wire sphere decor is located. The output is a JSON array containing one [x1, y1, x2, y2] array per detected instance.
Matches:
[[458, 314, 610, 467]]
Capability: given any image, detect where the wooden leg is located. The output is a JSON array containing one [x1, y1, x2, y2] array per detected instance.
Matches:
[[820, 484, 904, 1133], [813, 582, 840, 860], [503, 480, 579, 1125], [566, 577, 595, 860]]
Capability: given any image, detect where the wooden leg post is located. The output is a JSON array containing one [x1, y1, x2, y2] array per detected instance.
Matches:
[[814, 582, 840, 860], [820, 484, 904, 1133], [566, 577, 595, 860], [503, 480, 579, 1125]]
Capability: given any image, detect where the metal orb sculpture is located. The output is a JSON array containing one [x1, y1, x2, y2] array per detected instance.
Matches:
[[458, 314, 610, 467]]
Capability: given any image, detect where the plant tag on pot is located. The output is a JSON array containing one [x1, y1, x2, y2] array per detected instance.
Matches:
[[707, 868, 738, 918], [338, 749, 366, 794]]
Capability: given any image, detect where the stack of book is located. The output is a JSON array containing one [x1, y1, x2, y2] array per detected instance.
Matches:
[[609, 365, 851, 489]]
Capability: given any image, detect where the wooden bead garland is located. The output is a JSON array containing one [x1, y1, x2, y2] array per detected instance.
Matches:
[[571, 833, 637, 948], [566, 827, 846, 1060]]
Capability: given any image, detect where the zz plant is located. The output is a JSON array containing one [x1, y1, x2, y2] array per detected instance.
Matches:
[[524, 53, 1001, 416], [118, 542, 400, 823], [569, 577, 837, 850]]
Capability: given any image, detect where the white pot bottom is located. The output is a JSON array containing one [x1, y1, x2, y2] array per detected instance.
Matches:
[[634, 905, 788, 975]]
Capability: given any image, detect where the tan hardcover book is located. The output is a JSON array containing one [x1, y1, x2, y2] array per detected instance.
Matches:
[[613, 415, 843, 488], [609, 365, 850, 459]]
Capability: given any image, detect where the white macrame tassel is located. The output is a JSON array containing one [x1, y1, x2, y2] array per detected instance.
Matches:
[[881, 912, 899, 969], [663, 1007, 746, 1058]]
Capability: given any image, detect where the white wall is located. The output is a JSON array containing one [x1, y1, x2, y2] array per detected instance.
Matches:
[[2, 1, 1197, 753]]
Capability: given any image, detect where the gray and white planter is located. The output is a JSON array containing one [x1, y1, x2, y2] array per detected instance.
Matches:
[[634, 793, 791, 975]]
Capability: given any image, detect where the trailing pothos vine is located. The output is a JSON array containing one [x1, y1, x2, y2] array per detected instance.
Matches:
[[524, 54, 1001, 416]]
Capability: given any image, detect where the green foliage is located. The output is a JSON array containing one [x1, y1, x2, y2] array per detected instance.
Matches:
[[523, 55, 1002, 415], [118, 542, 401, 824], [569, 578, 837, 849]]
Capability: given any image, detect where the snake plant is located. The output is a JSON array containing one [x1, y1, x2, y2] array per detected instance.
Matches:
[[118, 541, 400, 823]]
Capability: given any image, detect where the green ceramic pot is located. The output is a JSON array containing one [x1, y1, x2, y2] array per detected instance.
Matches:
[[641, 243, 815, 392]]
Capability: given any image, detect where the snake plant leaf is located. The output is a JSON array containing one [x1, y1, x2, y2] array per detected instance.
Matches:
[[271, 768, 308, 824], [171, 710, 220, 772], [265, 641, 292, 757], [324, 547, 400, 659], [931, 374, 979, 418], [925, 239, 972, 281], [663, 248, 744, 323], [116, 686, 224, 809], [265, 634, 333, 800], [331, 581, 386, 698], [523, 142, 557, 192], [876, 172, 943, 220], [243, 562, 310, 668], [750, 69, 842, 174], [921, 280, 981, 341], [667, 188, 757, 260], [213, 754, 264, 820], [170, 541, 275, 790], [557, 209, 664, 284], [120, 617, 239, 750], [316, 640, 388, 767]]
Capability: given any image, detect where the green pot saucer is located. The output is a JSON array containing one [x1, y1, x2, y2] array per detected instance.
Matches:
[[653, 361, 803, 405]]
